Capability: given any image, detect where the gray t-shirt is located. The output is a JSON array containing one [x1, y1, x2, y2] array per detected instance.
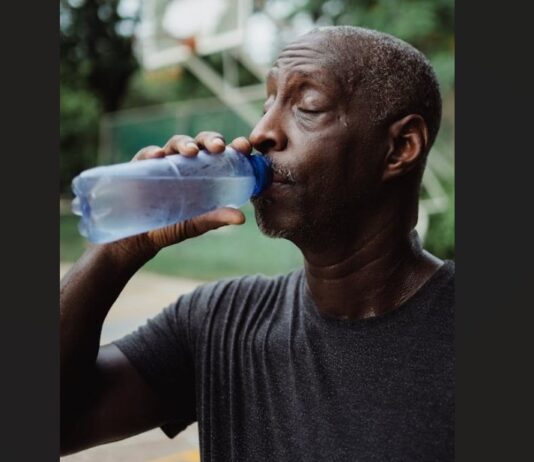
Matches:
[[114, 261, 454, 462]]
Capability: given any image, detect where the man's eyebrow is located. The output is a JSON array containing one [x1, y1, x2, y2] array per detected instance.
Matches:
[[267, 67, 330, 91]]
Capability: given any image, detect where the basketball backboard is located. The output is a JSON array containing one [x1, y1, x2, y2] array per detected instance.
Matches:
[[136, 0, 253, 70]]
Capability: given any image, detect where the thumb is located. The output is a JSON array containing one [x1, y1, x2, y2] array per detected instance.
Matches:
[[146, 207, 246, 249]]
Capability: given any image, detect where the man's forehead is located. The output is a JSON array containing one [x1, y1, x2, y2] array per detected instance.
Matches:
[[268, 39, 334, 88], [266, 66, 330, 86], [267, 32, 356, 93], [274, 33, 329, 68]]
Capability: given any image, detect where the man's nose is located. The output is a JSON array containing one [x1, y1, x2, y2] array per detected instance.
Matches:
[[249, 109, 287, 154]]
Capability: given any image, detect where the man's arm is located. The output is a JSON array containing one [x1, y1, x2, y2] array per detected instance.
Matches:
[[60, 242, 166, 455], [60, 132, 251, 455]]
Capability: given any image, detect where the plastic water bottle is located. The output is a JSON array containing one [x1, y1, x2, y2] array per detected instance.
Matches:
[[71, 147, 272, 244]]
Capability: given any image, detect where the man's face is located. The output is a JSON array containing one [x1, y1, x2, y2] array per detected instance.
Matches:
[[250, 33, 388, 246]]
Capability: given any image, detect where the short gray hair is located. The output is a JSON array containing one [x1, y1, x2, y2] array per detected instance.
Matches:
[[310, 26, 442, 150]]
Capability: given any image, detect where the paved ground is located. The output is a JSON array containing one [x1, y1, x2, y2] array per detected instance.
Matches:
[[60, 263, 203, 462]]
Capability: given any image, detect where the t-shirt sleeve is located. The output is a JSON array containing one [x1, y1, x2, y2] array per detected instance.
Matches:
[[111, 275, 268, 439], [112, 285, 209, 438]]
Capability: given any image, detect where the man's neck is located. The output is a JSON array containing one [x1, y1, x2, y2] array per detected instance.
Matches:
[[302, 226, 443, 320]]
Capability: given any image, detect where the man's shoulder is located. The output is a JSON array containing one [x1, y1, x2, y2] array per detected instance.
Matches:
[[435, 259, 454, 304], [436, 259, 454, 282], [416, 259, 455, 316], [178, 267, 303, 316], [192, 267, 304, 303], [443, 259, 455, 272], [439, 259, 455, 287]]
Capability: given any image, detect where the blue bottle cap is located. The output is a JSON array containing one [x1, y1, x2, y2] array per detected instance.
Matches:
[[247, 154, 273, 197]]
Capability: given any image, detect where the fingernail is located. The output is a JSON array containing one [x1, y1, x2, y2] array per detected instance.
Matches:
[[186, 142, 198, 150], [213, 138, 225, 147]]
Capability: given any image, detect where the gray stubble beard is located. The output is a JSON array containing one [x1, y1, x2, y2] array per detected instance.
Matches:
[[251, 196, 331, 249], [251, 197, 294, 240]]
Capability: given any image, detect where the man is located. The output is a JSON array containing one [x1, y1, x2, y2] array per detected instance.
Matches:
[[61, 26, 454, 461]]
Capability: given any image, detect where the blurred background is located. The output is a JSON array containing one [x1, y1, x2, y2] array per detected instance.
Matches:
[[60, 1, 453, 460], [60, 0, 454, 279]]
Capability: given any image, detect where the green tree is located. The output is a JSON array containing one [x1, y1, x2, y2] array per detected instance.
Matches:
[[60, 86, 100, 193], [60, 0, 140, 193], [60, 0, 139, 111]]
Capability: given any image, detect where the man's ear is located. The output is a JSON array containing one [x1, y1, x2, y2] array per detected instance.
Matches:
[[382, 114, 429, 181]]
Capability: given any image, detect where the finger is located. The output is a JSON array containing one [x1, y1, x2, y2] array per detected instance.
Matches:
[[184, 208, 246, 236], [194, 131, 226, 153], [132, 145, 165, 161], [147, 208, 246, 249], [230, 137, 253, 155], [163, 135, 199, 157]]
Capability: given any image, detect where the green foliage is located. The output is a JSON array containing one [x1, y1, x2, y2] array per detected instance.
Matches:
[[60, 0, 140, 193], [429, 50, 455, 93], [60, 85, 100, 193], [60, 0, 139, 111], [425, 182, 455, 259], [60, 214, 90, 261]]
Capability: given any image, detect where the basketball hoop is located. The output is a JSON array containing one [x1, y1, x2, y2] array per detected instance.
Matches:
[[136, 0, 251, 70], [180, 36, 197, 54]]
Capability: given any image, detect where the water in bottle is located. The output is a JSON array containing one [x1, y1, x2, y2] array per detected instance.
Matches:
[[71, 147, 272, 244]]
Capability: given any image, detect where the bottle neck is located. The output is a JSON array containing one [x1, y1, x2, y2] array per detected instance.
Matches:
[[247, 154, 272, 197]]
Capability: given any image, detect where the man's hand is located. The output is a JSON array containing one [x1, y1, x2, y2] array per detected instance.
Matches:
[[108, 131, 254, 258]]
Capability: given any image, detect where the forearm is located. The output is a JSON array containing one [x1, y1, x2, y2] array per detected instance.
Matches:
[[60, 242, 156, 402]]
